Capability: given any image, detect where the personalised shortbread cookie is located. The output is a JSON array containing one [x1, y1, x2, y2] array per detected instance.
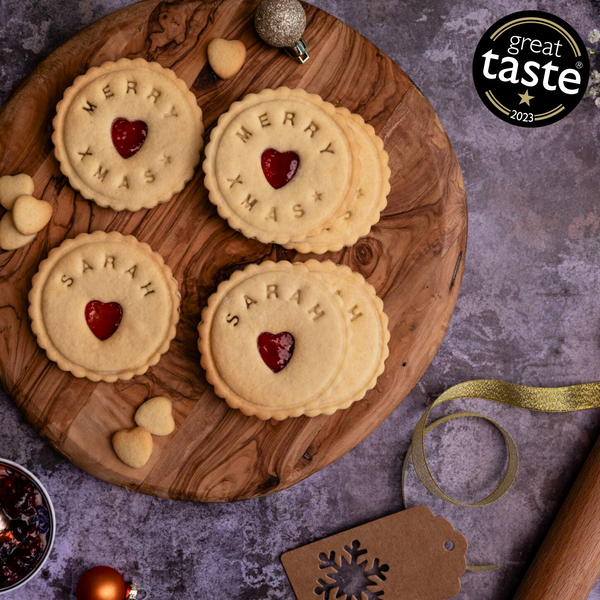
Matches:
[[203, 88, 361, 245], [52, 58, 204, 211], [198, 261, 350, 420], [302, 260, 390, 415], [286, 109, 390, 254], [28, 231, 180, 382]]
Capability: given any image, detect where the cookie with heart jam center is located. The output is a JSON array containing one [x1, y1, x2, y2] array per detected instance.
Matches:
[[203, 87, 360, 245], [28, 231, 180, 382], [198, 261, 350, 420], [52, 58, 204, 211]]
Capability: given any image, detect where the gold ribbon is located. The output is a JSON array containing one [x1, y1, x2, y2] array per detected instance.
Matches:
[[402, 379, 600, 571]]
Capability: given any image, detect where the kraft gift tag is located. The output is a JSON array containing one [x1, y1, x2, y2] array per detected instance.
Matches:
[[281, 505, 468, 600]]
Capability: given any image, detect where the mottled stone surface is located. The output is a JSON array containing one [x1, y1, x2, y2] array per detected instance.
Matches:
[[1, 0, 600, 598]]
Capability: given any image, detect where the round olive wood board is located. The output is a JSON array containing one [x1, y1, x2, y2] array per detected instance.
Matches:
[[0, 0, 467, 501]]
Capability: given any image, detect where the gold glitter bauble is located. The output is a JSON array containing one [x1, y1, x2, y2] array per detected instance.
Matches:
[[255, 0, 307, 48]]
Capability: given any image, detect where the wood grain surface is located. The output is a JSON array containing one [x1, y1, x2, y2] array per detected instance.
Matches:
[[0, 0, 467, 501], [513, 434, 600, 600]]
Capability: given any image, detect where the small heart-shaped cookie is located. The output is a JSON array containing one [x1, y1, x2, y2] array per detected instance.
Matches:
[[0, 174, 34, 211], [208, 38, 246, 79], [112, 427, 153, 468], [12, 196, 53, 235], [135, 396, 175, 436], [0, 212, 36, 251]]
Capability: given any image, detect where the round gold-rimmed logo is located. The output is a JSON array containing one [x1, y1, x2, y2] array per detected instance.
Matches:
[[473, 11, 589, 127]]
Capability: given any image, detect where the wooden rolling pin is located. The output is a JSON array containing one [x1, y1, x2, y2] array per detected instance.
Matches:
[[513, 434, 600, 599]]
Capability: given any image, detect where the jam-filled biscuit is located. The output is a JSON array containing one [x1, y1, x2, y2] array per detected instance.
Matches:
[[198, 261, 350, 420], [203, 87, 360, 245], [28, 231, 180, 382], [53, 58, 204, 212]]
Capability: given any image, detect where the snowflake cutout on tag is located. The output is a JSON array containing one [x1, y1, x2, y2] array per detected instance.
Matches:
[[315, 539, 389, 600]]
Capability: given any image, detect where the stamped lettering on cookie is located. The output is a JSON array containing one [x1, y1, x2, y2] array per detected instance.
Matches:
[[76, 79, 175, 189], [205, 88, 359, 245], [224, 107, 337, 224], [28, 231, 180, 382], [301, 260, 390, 417], [285, 109, 390, 255], [59, 252, 159, 300], [225, 282, 328, 329], [53, 58, 204, 211], [198, 262, 350, 418]]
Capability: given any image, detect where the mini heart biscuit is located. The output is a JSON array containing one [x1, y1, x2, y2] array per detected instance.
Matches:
[[208, 38, 246, 79], [112, 427, 153, 469], [134, 396, 175, 436], [0, 174, 34, 211], [0, 212, 36, 251], [12, 195, 53, 235]]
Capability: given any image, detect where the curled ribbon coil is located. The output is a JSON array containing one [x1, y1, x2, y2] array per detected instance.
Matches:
[[402, 379, 600, 571]]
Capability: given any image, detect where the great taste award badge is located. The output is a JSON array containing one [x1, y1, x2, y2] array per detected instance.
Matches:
[[473, 11, 589, 127]]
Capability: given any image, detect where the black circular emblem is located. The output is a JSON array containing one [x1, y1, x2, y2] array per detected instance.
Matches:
[[473, 11, 590, 127]]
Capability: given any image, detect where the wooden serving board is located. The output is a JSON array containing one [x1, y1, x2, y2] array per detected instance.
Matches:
[[0, 0, 467, 501]]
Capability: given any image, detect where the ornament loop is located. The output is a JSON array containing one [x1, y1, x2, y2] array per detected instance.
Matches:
[[127, 582, 149, 599], [285, 38, 310, 63]]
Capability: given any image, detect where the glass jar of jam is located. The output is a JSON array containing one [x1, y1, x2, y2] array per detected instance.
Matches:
[[0, 460, 55, 594]]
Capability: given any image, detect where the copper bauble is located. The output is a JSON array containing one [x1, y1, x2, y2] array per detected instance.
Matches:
[[76, 566, 127, 600]]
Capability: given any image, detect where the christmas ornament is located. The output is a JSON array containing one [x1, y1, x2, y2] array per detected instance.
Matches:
[[75, 566, 148, 600], [255, 0, 309, 63]]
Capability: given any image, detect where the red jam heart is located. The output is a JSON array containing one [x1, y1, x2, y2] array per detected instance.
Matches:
[[111, 118, 148, 159], [257, 332, 295, 373], [85, 300, 123, 341], [261, 149, 300, 189]]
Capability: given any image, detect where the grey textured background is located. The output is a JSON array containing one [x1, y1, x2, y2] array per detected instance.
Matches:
[[1, 0, 600, 598]]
